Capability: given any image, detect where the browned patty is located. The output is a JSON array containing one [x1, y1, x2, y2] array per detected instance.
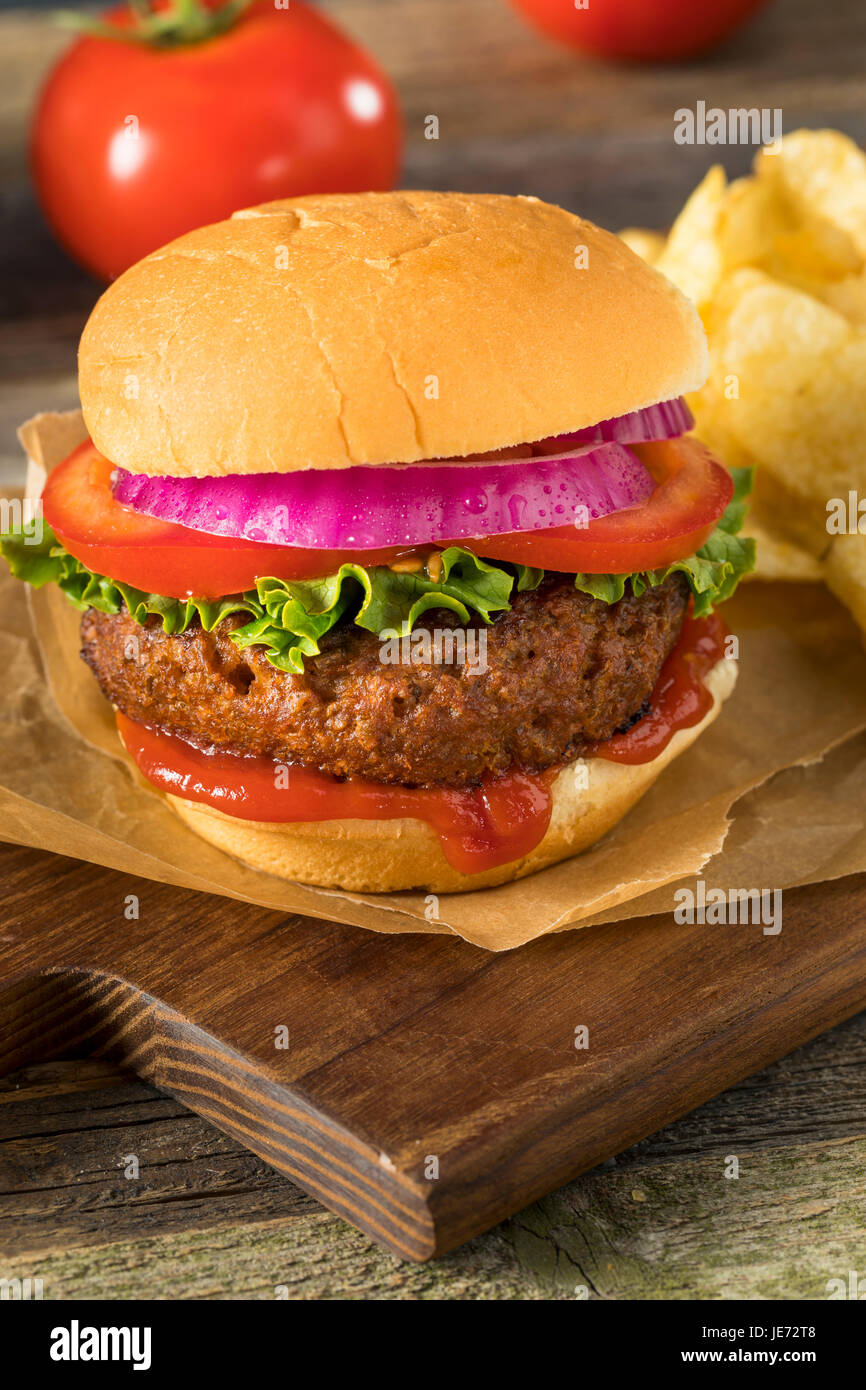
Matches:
[[80, 574, 689, 788]]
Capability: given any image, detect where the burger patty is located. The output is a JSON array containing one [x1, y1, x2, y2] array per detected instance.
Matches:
[[80, 573, 689, 788]]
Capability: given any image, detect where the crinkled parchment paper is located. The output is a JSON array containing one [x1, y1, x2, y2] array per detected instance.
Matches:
[[2, 411, 865, 951]]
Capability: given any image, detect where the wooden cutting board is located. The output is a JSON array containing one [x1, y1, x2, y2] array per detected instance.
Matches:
[[1, 840, 865, 1262]]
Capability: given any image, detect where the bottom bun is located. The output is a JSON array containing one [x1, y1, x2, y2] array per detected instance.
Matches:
[[163, 655, 737, 894]]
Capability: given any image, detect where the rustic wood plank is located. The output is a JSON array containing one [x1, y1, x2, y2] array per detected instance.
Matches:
[[3, 1011, 864, 1298], [1, 1212, 554, 1301], [0, 1062, 319, 1257], [506, 1136, 866, 1300], [2, 840, 866, 1262]]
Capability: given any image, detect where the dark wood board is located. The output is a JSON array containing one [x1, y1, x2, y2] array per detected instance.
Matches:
[[1, 841, 865, 1261]]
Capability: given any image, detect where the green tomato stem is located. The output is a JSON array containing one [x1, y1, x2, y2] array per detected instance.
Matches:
[[53, 0, 253, 49]]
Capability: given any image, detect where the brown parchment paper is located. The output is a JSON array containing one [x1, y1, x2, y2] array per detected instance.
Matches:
[[3, 410, 866, 952]]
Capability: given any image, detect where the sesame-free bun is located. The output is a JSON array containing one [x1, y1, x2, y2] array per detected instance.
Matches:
[[79, 191, 708, 477], [162, 656, 735, 894]]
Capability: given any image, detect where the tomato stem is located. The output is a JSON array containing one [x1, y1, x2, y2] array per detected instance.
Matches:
[[53, 0, 253, 48]]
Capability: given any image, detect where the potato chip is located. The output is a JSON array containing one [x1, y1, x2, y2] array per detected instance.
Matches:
[[688, 385, 824, 578], [655, 165, 727, 310], [741, 517, 824, 584], [688, 382, 751, 469], [617, 227, 666, 264], [755, 129, 866, 259], [749, 466, 833, 559], [657, 129, 866, 635], [819, 268, 866, 325], [716, 176, 780, 272], [771, 220, 862, 284], [690, 268, 866, 552]]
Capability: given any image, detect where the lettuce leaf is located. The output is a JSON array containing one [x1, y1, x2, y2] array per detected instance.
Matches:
[[237, 547, 518, 671], [0, 470, 754, 672], [0, 525, 258, 635], [0, 529, 517, 674]]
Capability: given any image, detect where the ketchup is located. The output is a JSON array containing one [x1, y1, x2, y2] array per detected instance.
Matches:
[[117, 609, 730, 876], [588, 608, 729, 764], [117, 712, 556, 876]]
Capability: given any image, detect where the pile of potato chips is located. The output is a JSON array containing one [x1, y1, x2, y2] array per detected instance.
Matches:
[[620, 129, 866, 641]]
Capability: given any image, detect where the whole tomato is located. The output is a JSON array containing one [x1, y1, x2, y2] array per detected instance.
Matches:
[[32, 0, 402, 281], [510, 0, 770, 62]]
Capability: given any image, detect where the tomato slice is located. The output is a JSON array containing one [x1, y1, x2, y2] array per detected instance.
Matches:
[[42, 442, 407, 599], [466, 438, 732, 574], [42, 436, 732, 600]]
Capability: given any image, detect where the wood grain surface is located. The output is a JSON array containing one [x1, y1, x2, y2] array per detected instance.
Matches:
[[1, 841, 865, 1264], [4, 1022, 865, 1299]]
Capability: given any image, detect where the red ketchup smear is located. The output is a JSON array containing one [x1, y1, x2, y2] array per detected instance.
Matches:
[[116, 610, 729, 876], [116, 712, 556, 877], [588, 608, 730, 764]]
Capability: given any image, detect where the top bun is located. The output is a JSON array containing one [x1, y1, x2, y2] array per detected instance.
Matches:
[[79, 191, 708, 477]]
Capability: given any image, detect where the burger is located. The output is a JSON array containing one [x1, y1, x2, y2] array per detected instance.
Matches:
[[1, 192, 754, 893]]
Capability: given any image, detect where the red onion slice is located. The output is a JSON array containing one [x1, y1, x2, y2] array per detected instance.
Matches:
[[112, 441, 656, 550], [533, 396, 694, 453]]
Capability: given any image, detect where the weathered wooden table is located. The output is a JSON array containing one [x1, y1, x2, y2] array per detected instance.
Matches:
[[1, 0, 865, 1298], [3, 1016, 864, 1300]]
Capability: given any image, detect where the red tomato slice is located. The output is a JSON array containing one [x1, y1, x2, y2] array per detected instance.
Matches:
[[42, 442, 406, 598], [42, 436, 732, 599], [467, 438, 732, 574]]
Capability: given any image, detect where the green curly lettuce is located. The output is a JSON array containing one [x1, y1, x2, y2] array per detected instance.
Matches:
[[231, 547, 519, 672], [0, 529, 522, 674], [0, 525, 258, 635], [0, 470, 754, 672]]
